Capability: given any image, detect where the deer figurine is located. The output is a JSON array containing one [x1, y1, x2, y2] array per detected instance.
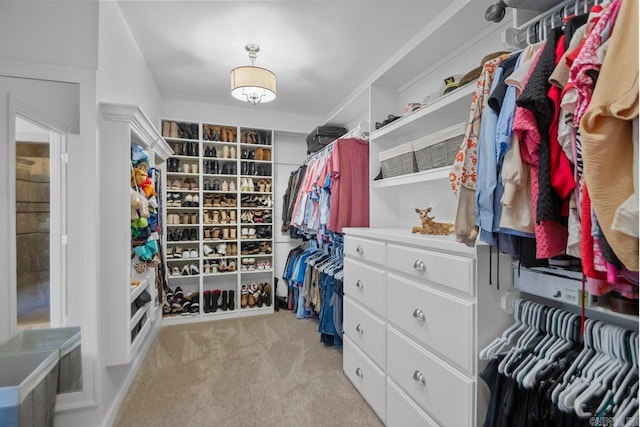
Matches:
[[411, 206, 454, 235]]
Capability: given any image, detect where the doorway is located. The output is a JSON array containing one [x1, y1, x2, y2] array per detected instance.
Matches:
[[15, 116, 66, 331]]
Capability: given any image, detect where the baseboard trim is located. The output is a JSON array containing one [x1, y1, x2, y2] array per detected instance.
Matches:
[[102, 316, 162, 427]]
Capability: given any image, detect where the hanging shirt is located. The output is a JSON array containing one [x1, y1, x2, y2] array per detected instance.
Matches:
[[451, 55, 508, 246], [580, 0, 639, 271], [327, 138, 369, 233]]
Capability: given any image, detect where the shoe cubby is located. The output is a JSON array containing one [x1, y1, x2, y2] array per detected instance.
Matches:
[[240, 161, 271, 177], [161, 120, 274, 324], [240, 281, 273, 309]]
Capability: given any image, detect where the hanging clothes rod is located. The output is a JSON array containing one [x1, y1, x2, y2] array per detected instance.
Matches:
[[502, 0, 601, 48], [304, 121, 369, 164]]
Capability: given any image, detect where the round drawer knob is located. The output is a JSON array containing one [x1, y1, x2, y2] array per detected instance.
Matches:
[[356, 245, 364, 254], [413, 370, 426, 386], [413, 259, 426, 272], [412, 308, 426, 321], [356, 280, 364, 289], [356, 324, 364, 334], [355, 367, 363, 378]]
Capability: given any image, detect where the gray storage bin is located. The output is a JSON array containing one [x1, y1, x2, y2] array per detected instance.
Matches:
[[0, 327, 81, 393], [412, 123, 466, 171], [379, 141, 418, 178], [0, 349, 59, 427]]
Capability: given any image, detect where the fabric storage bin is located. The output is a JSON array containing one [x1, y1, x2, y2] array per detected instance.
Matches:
[[379, 141, 418, 178], [0, 349, 59, 427], [412, 122, 466, 171], [0, 327, 81, 394]]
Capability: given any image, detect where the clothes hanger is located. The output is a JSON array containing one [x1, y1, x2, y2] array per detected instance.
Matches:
[[480, 299, 527, 360], [498, 300, 542, 373], [502, 303, 547, 376], [552, 318, 597, 405], [612, 333, 639, 412], [560, 322, 616, 412], [522, 311, 579, 389], [514, 307, 558, 385], [556, 319, 601, 410], [578, 326, 633, 417]]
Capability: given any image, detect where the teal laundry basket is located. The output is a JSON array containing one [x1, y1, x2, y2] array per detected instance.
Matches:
[[0, 327, 81, 393], [0, 349, 59, 427]]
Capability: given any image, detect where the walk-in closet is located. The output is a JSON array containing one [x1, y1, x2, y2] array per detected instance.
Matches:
[[0, 0, 637, 426]]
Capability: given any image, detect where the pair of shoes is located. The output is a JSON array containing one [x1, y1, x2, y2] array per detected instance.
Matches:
[[180, 264, 200, 276], [258, 179, 272, 192], [182, 194, 200, 207], [203, 289, 222, 312]]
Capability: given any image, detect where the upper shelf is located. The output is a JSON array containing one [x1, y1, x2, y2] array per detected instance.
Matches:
[[370, 83, 474, 146]]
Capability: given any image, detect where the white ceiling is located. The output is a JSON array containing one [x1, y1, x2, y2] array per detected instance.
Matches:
[[117, 0, 454, 119]]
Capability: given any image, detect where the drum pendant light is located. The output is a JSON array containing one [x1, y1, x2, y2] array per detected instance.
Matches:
[[230, 44, 277, 105]]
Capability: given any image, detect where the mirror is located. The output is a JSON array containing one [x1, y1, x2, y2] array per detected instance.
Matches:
[[15, 119, 54, 330]]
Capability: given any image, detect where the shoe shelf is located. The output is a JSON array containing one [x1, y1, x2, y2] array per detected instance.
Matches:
[[370, 83, 475, 147], [202, 173, 237, 178], [167, 154, 199, 160], [130, 303, 150, 334], [130, 307, 150, 354], [130, 278, 150, 303], [161, 120, 275, 324], [202, 271, 237, 277]]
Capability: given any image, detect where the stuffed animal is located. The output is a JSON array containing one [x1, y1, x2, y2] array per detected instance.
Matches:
[[411, 207, 454, 235]]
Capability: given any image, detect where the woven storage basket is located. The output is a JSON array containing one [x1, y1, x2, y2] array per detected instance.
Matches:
[[379, 141, 418, 178], [412, 123, 466, 171]]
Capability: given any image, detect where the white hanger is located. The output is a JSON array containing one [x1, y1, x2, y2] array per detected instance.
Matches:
[[480, 299, 527, 360]]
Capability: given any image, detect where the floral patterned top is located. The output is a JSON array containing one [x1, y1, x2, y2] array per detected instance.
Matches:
[[450, 56, 507, 197]]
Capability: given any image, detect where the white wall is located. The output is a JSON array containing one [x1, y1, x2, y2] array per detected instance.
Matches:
[[0, 1, 98, 70], [273, 134, 308, 297], [97, 1, 163, 124], [162, 98, 323, 135]]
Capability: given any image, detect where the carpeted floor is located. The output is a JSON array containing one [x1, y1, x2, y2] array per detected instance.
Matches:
[[113, 310, 383, 427]]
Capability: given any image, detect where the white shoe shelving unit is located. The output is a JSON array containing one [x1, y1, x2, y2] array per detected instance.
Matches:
[[161, 121, 275, 324]]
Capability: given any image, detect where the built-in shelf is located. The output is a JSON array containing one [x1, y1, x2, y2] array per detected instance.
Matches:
[[130, 279, 149, 303], [371, 166, 450, 188], [514, 264, 639, 330], [370, 84, 474, 146], [130, 304, 149, 331]]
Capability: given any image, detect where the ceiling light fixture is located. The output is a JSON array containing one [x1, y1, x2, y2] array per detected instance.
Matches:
[[230, 43, 276, 105]]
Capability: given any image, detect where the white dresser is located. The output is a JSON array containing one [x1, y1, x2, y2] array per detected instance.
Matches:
[[343, 228, 514, 427]]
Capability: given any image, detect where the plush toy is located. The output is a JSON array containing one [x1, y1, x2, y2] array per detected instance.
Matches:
[[411, 207, 454, 235]]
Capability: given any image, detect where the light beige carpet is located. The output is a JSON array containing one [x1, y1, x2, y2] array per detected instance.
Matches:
[[114, 310, 383, 427]]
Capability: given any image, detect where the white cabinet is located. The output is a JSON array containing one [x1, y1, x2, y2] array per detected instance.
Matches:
[[98, 103, 172, 366], [342, 235, 388, 422], [343, 229, 513, 426]]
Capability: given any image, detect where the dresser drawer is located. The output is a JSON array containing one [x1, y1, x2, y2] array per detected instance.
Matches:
[[387, 378, 438, 427], [345, 236, 385, 266], [344, 258, 386, 317], [387, 326, 474, 427], [387, 273, 474, 373], [387, 243, 474, 294], [344, 296, 386, 369], [343, 335, 386, 422]]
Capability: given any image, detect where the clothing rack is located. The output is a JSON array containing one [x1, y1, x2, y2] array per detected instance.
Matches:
[[503, 0, 603, 48], [304, 120, 369, 164]]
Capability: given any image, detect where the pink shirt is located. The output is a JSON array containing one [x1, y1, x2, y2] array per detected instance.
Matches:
[[327, 138, 370, 233]]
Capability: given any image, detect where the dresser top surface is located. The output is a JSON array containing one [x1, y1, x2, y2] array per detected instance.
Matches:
[[343, 227, 476, 256]]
